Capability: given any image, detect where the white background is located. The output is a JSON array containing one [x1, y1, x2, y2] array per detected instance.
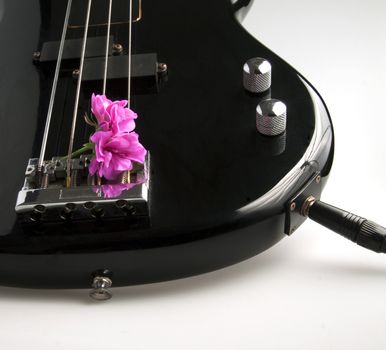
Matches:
[[1, 0, 386, 349]]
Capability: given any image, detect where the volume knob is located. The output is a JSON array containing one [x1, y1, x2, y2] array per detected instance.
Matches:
[[243, 57, 272, 93], [256, 99, 287, 136]]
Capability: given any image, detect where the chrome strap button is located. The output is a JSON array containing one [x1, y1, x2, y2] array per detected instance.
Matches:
[[89, 276, 113, 301]]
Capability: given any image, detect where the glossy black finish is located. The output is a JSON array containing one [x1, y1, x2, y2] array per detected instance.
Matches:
[[0, 0, 333, 288]]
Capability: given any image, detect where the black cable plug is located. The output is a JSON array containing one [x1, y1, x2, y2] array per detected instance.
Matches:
[[303, 198, 386, 253]]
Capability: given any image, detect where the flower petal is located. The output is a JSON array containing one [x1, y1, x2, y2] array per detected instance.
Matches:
[[88, 158, 99, 176]]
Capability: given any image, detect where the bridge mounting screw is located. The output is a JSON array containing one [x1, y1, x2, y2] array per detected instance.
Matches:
[[316, 175, 321, 184], [89, 276, 113, 301], [290, 202, 297, 211]]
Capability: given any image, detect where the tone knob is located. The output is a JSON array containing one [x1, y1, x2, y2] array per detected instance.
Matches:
[[243, 57, 272, 93], [256, 99, 287, 136]]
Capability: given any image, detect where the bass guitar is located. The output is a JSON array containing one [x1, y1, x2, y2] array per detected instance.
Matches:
[[0, 0, 384, 300]]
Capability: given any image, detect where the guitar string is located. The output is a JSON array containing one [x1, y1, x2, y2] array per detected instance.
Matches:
[[66, 0, 93, 186], [67, 0, 142, 29], [38, 0, 73, 170], [102, 0, 113, 95], [128, 0, 133, 107]]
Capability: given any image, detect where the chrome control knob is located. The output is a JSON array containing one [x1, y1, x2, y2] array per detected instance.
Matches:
[[256, 99, 287, 136], [243, 57, 272, 93]]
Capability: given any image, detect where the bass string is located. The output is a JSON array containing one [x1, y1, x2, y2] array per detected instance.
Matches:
[[66, 0, 93, 186], [128, 0, 133, 108], [38, 0, 73, 170], [104, 0, 136, 99], [102, 0, 113, 95]]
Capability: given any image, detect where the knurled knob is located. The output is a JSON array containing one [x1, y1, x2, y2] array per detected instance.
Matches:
[[243, 57, 272, 93], [256, 99, 287, 136]]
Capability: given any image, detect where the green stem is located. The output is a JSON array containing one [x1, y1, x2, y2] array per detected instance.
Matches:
[[62, 143, 93, 160]]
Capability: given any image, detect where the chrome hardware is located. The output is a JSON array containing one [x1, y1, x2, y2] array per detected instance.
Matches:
[[89, 276, 113, 301], [256, 99, 287, 136], [15, 155, 150, 224], [243, 57, 272, 93], [112, 43, 123, 54], [285, 173, 322, 236], [300, 196, 317, 217], [72, 69, 80, 79], [32, 51, 41, 61], [157, 62, 168, 73]]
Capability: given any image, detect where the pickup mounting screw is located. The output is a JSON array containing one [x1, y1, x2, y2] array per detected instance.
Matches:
[[158, 63, 168, 73], [290, 202, 296, 211], [72, 69, 80, 79], [32, 51, 41, 61], [112, 43, 123, 54], [316, 175, 321, 184]]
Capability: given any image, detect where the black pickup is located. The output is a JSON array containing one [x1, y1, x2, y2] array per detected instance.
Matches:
[[35, 36, 162, 95], [82, 53, 159, 95], [37, 36, 114, 67]]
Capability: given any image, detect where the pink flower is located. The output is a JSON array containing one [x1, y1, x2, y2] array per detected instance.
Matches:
[[89, 130, 147, 180], [88, 94, 147, 182], [91, 94, 137, 134]]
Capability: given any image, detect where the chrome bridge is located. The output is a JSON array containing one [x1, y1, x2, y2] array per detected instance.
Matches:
[[15, 154, 150, 225]]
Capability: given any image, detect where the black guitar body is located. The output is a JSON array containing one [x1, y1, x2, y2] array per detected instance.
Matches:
[[0, 0, 333, 288]]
